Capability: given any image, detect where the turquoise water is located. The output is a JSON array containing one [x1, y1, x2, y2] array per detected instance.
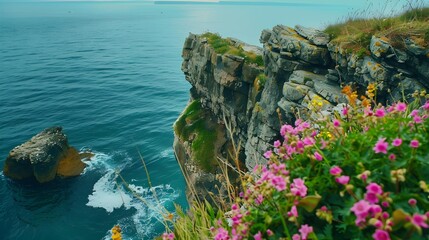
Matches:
[[0, 2, 353, 239]]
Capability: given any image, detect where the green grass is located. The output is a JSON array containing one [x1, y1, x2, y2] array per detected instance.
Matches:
[[324, 7, 429, 55], [174, 100, 219, 172], [201, 32, 264, 67]]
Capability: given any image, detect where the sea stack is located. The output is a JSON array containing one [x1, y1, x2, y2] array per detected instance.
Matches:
[[3, 126, 87, 183]]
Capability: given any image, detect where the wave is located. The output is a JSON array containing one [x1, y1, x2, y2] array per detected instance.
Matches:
[[85, 152, 179, 239]]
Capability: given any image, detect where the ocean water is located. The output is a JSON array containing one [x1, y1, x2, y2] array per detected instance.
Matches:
[[0, 2, 354, 239]]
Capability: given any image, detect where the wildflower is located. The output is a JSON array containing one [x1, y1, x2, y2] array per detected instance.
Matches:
[[273, 140, 281, 148], [420, 181, 429, 192], [255, 194, 264, 205], [330, 166, 342, 176], [411, 213, 429, 228], [314, 151, 323, 161], [299, 224, 313, 240], [162, 233, 175, 240], [414, 115, 423, 124], [391, 169, 406, 182], [396, 102, 407, 112], [266, 229, 273, 236], [375, 108, 386, 118], [424, 101, 429, 110], [254, 231, 262, 240], [342, 106, 349, 116], [366, 183, 383, 195], [316, 206, 333, 224], [351, 200, 371, 219], [410, 110, 419, 117], [290, 178, 308, 197], [290, 205, 298, 217], [410, 139, 420, 148], [365, 192, 379, 204], [214, 228, 229, 240], [336, 176, 350, 185], [373, 138, 388, 154], [292, 234, 301, 240], [263, 150, 273, 159], [408, 198, 417, 206], [372, 229, 391, 240], [333, 119, 341, 127], [388, 154, 396, 161], [303, 137, 315, 146], [271, 176, 286, 191], [392, 138, 402, 147]]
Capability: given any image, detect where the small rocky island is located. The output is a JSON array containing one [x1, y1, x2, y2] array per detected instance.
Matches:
[[3, 127, 90, 183]]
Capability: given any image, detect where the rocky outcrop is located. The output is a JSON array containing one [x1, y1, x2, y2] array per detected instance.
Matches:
[[3, 127, 89, 183], [176, 25, 429, 199]]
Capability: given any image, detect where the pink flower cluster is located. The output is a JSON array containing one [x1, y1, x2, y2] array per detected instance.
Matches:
[[162, 232, 175, 240], [330, 166, 350, 185], [292, 224, 314, 240]]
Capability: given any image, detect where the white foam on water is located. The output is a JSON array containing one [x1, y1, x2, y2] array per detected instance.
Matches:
[[86, 170, 133, 213], [160, 148, 173, 158], [85, 151, 179, 239]]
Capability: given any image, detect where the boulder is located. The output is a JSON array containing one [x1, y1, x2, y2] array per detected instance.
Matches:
[[3, 127, 88, 183]]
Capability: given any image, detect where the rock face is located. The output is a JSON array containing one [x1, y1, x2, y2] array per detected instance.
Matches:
[[3, 127, 87, 183], [176, 25, 429, 200]]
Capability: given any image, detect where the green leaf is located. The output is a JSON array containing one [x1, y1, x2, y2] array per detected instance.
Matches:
[[298, 195, 321, 212]]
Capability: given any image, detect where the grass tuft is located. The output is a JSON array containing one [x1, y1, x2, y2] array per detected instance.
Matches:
[[201, 32, 264, 67], [325, 7, 429, 54]]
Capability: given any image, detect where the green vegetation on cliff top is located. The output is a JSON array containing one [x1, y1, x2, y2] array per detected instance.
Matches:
[[201, 32, 264, 67], [174, 100, 218, 172], [325, 7, 429, 54]]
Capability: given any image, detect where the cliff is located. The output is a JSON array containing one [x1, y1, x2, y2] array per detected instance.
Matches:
[[174, 24, 429, 202]]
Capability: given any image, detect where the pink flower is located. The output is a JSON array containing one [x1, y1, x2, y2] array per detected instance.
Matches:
[[292, 234, 301, 240], [351, 200, 371, 219], [214, 228, 229, 240], [266, 229, 273, 236], [314, 151, 323, 161], [424, 101, 429, 110], [162, 233, 175, 240], [333, 119, 341, 127], [392, 138, 402, 147], [288, 205, 298, 217], [411, 213, 429, 228], [254, 231, 262, 240], [336, 175, 350, 185], [299, 224, 313, 240], [365, 192, 379, 204], [414, 115, 423, 124], [290, 178, 308, 197], [329, 166, 343, 176], [411, 110, 419, 117], [366, 183, 383, 195], [255, 194, 264, 205], [408, 198, 417, 206], [271, 176, 286, 191], [303, 137, 315, 146], [373, 138, 388, 154], [263, 150, 273, 159], [342, 106, 349, 116], [375, 108, 386, 118], [274, 140, 281, 148], [372, 229, 391, 240], [388, 154, 396, 161], [410, 139, 420, 148], [396, 102, 407, 112]]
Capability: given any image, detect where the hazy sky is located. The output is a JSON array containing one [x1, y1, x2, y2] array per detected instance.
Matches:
[[0, 0, 427, 12]]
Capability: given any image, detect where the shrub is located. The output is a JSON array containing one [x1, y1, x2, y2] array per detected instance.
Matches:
[[205, 86, 429, 239]]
